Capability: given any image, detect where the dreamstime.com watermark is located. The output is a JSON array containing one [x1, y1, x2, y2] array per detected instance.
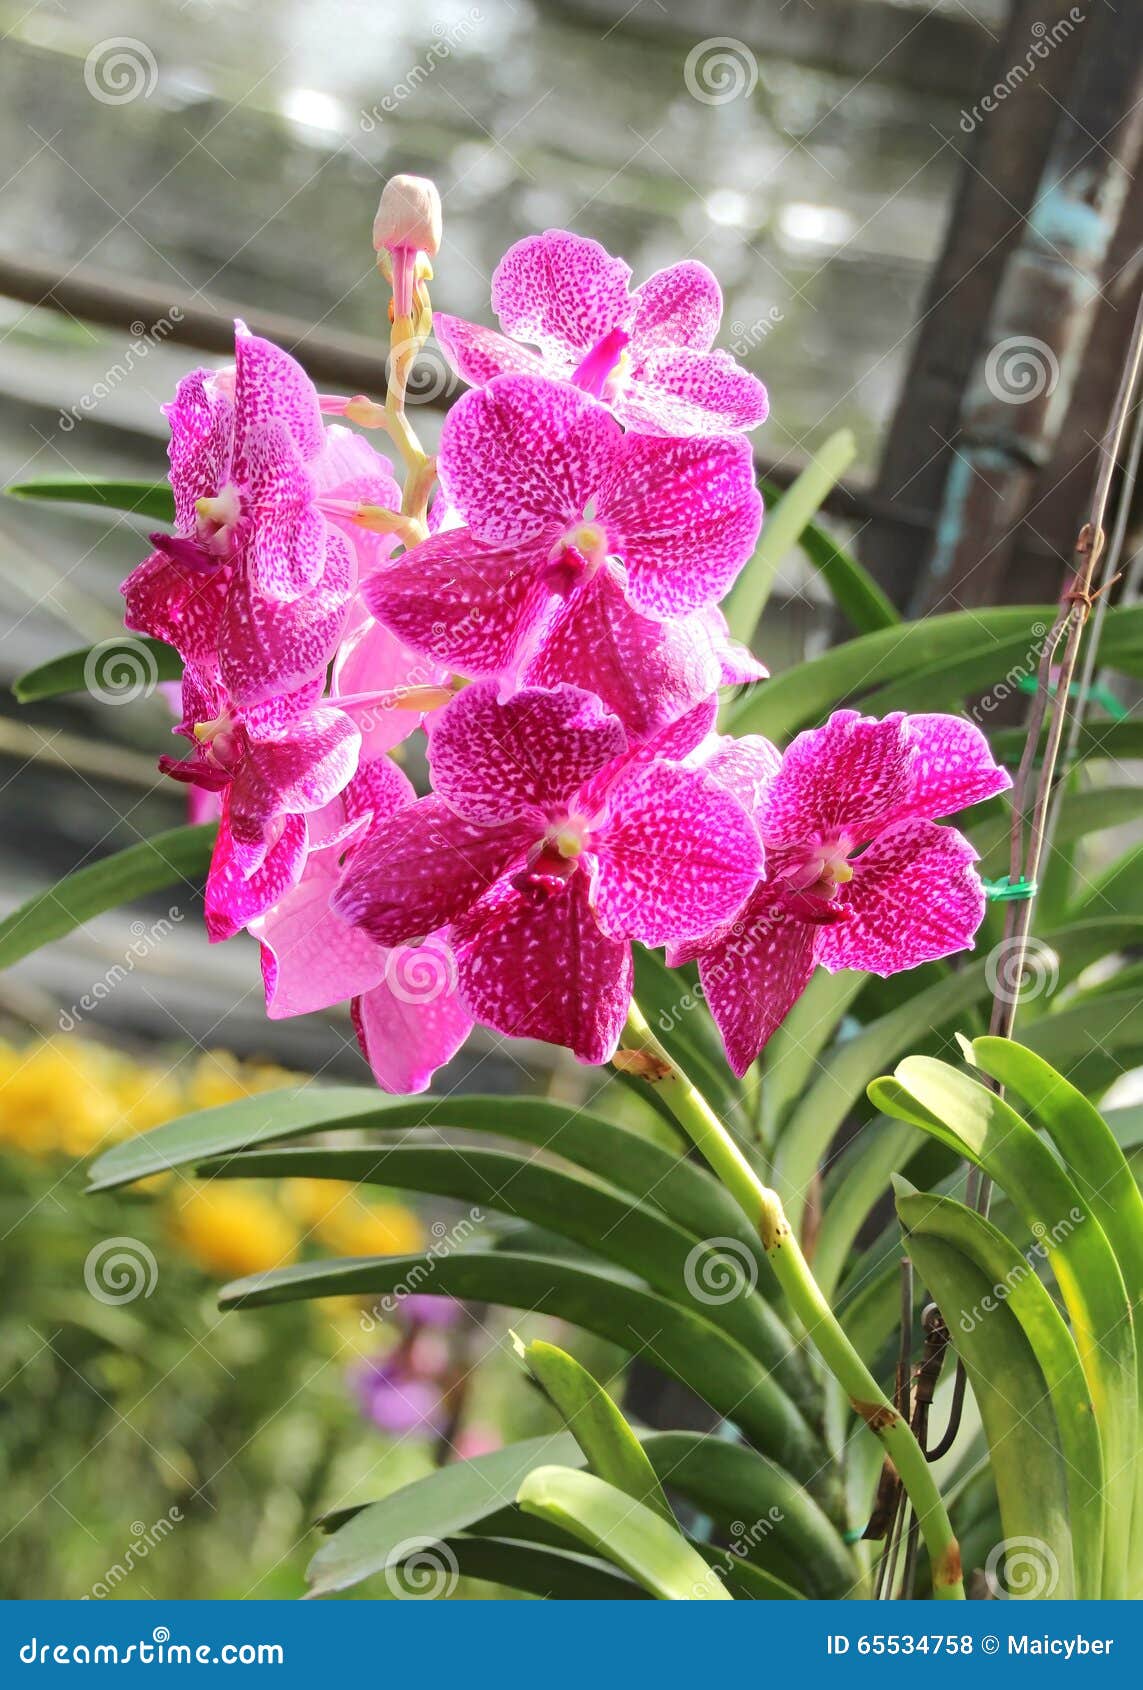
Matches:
[[984, 335, 1059, 405], [684, 1236, 760, 1305], [83, 1509, 184, 1600], [984, 934, 1061, 1008], [959, 11, 1085, 133], [18, 1627, 284, 1666], [684, 38, 758, 106], [59, 908, 184, 1031], [59, 309, 184, 432], [84, 1237, 159, 1306], [967, 623, 1048, 721], [984, 1535, 1061, 1598], [383, 1537, 459, 1599], [360, 12, 483, 130], [84, 38, 158, 105], [958, 1206, 1084, 1332], [359, 1208, 484, 1330], [691, 1509, 785, 1597], [728, 308, 784, 357]]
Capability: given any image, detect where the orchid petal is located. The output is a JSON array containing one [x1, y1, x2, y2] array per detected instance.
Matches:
[[491, 231, 633, 368], [816, 818, 986, 976], [457, 870, 632, 1064]]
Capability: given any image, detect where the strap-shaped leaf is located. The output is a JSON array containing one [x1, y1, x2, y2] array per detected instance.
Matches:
[[970, 1039, 1143, 1307], [729, 606, 1051, 739], [6, 474, 175, 523], [202, 1142, 791, 1379], [895, 1182, 1104, 1597], [723, 429, 858, 643], [896, 1228, 1076, 1599], [862, 605, 1143, 718], [219, 1250, 830, 1488], [795, 512, 899, 635], [881, 1055, 1136, 1597], [307, 1432, 579, 1596], [407, 1534, 647, 1600], [0, 825, 216, 970], [774, 915, 1143, 1236], [516, 1466, 732, 1599], [89, 1091, 769, 1282], [638, 1431, 857, 1597], [14, 638, 181, 703], [516, 1337, 675, 1526]]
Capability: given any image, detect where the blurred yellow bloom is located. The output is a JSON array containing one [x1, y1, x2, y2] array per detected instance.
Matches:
[[168, 1185, 299, 1279], [284, 1178, 424, 1259]]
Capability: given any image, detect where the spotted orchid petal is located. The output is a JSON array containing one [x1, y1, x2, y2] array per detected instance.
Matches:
[[363, 526, 555, 679], [597, 432, 762, 617], [815, 818, 986, 977], [428, 681, 626, 827], [204, 805, 309, 943], [438, 375, 619, 544], [697, 888, 818, 1077], [333, 795, 533, 948], [491, 232, 633, 370], [591, 761, 763, 946], [456, 871, 633, 1064]]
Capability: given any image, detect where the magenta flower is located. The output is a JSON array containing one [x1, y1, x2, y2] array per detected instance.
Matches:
[[123, 330, 403, 709], [333, 684, 763, 1064], [248, 755, 472, 1094], [434, 229, 769, 436], [365, 375, 763, 740], [674, 713, 1011, 1075], [158, 679, 360, 940]]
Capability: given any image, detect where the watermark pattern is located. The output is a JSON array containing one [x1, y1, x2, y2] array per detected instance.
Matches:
[[691, 1508, 785, 1596], [359, 1209, 484, 1330], [683, 38, 758, 107], [387, 336, 456, 405], [384, 1537, 459, 1599], [359, 12, 483, 130], [684, 1236, 759, 1305], [59, 309, 184, 432], [967, 623, 1048, 722], [985, 934, 1060, 1006], [984, 335, 1060, 405], [84, 38, 158, 106], [82, 636, 161, 704], [984, 1534, 1061, 1598], [959, 12, 1086, 133], [84, 1508, 183, 1599], [958, 1206, 1085, 1332], [84, 1237, 159, 1305], [383, 936, 458, 1005], [728, 308, 785, 358], [59, 908, 184, 1031]]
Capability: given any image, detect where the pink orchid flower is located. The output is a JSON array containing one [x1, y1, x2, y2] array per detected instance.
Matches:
[[365, 374, 763, 740], [434, 229, 769, 436], [673, 712, 1011, 1075], [248, 755, 472, 1094], [333, 683, 763, 1064], [158, 676, 361, 940], [123, 330, 404, 708]]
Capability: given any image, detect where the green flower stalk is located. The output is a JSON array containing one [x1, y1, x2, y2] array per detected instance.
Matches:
[[620, 1000, 965, 1600]]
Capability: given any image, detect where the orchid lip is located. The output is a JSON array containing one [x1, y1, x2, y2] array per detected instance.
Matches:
[[571, 327, 631, 400]]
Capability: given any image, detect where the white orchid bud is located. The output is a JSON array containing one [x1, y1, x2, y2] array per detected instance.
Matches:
[[372, 174, 441, 260]]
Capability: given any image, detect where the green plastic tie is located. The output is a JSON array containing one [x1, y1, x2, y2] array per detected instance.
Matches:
[[983, 875, 1038, 903]]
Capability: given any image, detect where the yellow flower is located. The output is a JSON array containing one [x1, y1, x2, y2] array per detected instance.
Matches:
[[283, 1179, 424, 1258], [325, 1201, 424, 1260], [168, 1185, 298, 1278]]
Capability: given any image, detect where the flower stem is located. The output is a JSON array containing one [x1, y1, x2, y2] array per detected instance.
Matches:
[[620, 1000, 965, 1600]]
